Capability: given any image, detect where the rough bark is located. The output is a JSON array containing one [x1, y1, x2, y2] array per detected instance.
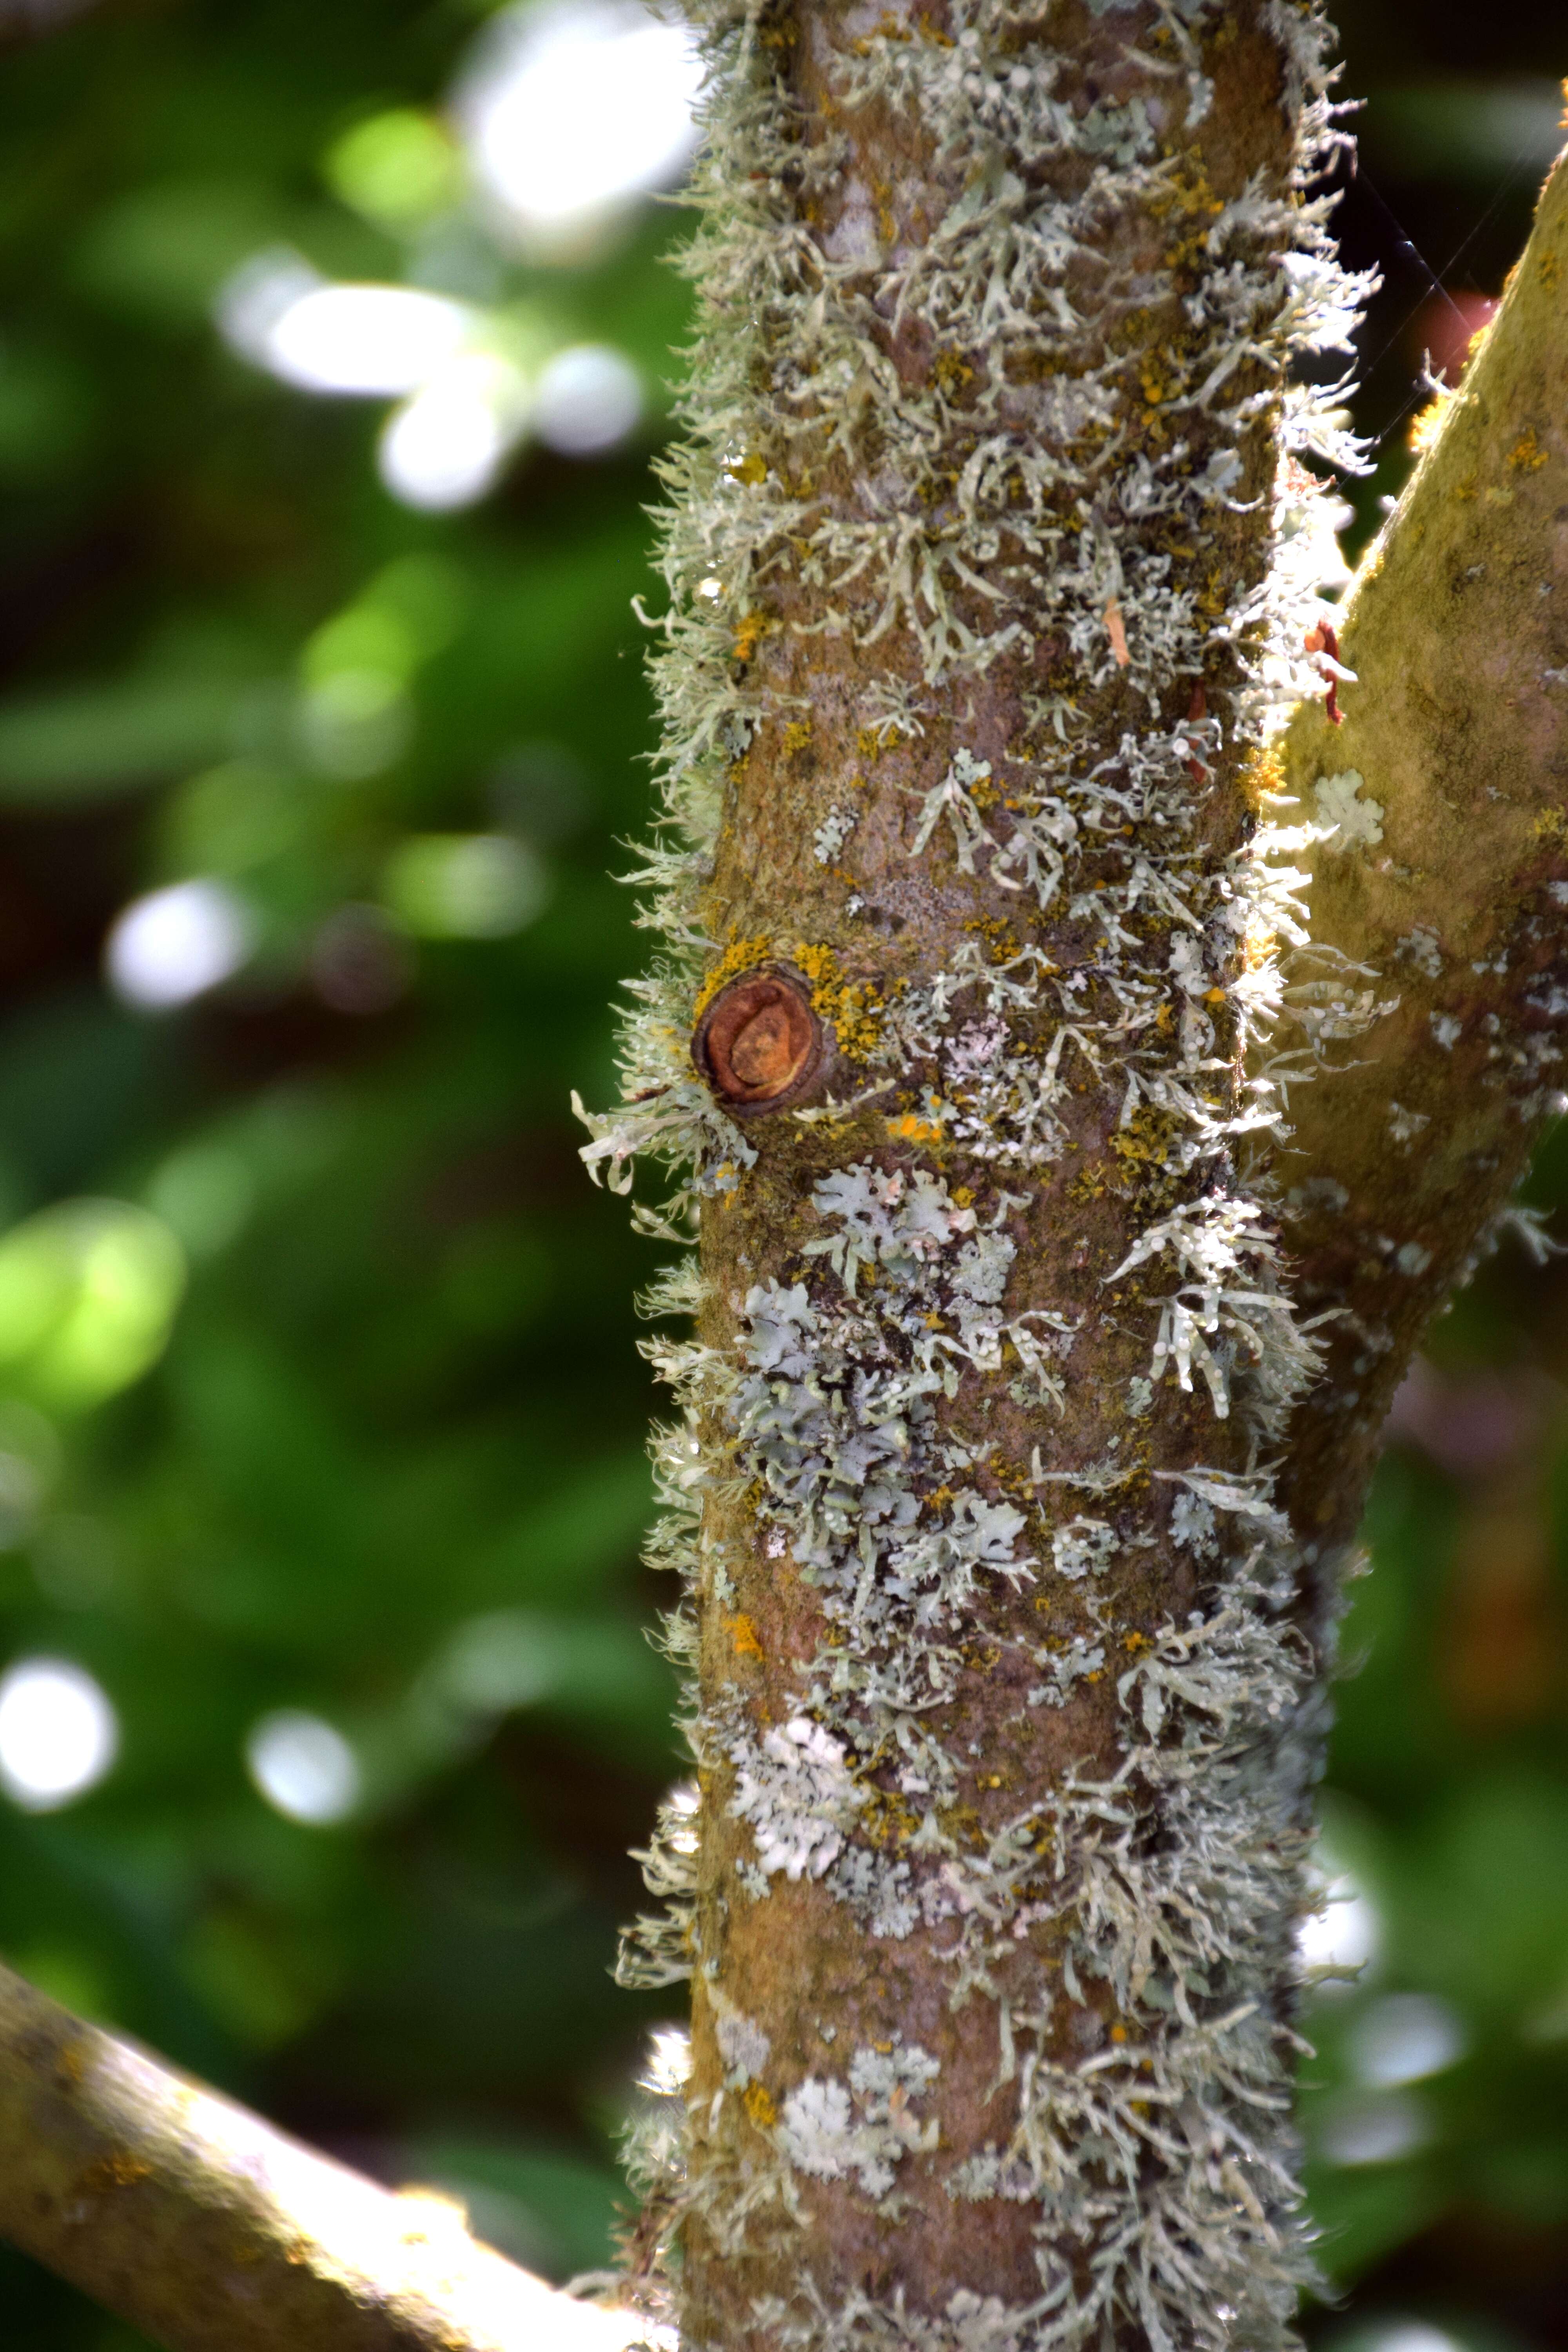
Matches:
[[581, 4, 1369, 2348], [0, 1957, 637, 2352], [6, 29, 1566, 2352]]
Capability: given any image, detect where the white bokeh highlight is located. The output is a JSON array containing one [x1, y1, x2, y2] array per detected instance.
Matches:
[[457, 0, 702, 243], [1350, 1992, 1466, 2089], [1297, 1847, 1381, 1985], [246, 1709, 361, 1826], [1315, 2088, 1431, 2169], [105, 880, 254, 1012], [1352, 2328, 1467, 2352], [379, 352, 531, 510], [533, 343, 641, 455], [0, 1657, 119, 1811], [239, 282, 472, 397]]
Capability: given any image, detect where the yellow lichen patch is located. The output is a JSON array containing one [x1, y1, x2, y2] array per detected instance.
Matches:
[[1240, 745, 1285, 811], [1508, 426, 1549, 471], [857, 724, 896, 760], [791, 939, 886, 1061], [888, 1112, 944, 1145], [965, 913, 1021, 963], [1532, 808, 1568, 845], [931, 347, 975, 396], [1542, 250, 1563, 290], [78, 2152, 154, 2192], [781, 719, 813, 755], [725, 451, 768, 487], [1148, 149, 1225, 275], [743, 2081, 778, 2128], [1408, 397, 1445, 455], [694, 930, 773, 1019], [859, 1784, 920, 1849], [1122, 1630, 1151, 1654], [1110, 1105, 1182, 1181], [731, 1613, 764, 1660], [731, 611, 769, 662]]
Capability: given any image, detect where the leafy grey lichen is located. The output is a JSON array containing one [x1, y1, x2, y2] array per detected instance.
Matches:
[[580, 0, 1373, 2345]]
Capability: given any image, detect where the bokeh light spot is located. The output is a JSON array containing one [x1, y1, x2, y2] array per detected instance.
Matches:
[[105, 878, 254, 1011], [246, 1710, 361, 1826], [532, 344, 642, 456], [0, 1657, 118, 1811], [457, 0, 702, 249]]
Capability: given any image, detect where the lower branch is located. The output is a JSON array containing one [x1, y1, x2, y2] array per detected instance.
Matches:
[[0, 1958, 638, 2352]]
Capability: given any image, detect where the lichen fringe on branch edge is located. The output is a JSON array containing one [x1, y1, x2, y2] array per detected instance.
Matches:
[[575, 4, 1375, 2348]]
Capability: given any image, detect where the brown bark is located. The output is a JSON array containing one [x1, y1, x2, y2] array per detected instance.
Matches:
[[679, 3, 1310, 2338]]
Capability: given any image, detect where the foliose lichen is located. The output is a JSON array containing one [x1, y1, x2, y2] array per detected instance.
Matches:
[[578, 2, 1375, 2347]]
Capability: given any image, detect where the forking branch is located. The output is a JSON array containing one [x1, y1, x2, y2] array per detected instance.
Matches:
[[1, 17, 1565, 2352]]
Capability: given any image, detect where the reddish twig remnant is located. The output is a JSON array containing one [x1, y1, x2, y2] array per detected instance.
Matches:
[[1305, 618, 1345, 724], [693, 967, 826, 1114]]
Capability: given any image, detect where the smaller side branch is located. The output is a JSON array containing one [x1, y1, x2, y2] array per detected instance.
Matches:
[[1269, 145, 1568, 1550], [0, 1958, 640, 2352]]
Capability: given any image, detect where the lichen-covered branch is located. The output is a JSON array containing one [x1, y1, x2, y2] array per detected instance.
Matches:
[[580, 4, 1372, 2347], [0, 1956, 639, 2352], [1266, 143, 1568, 1552]]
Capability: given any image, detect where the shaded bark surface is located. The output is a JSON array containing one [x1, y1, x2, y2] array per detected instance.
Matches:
[[1274, 151, 1568, 1555]]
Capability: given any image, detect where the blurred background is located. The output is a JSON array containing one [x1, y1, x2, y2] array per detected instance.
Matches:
[[0, 2, 1561, 2347]]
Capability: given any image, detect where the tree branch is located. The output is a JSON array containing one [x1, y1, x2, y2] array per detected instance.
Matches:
[[581, 4, 1374, 2346], [0, 1957, 640, 2352], [1270, 143, 1568, 1552]]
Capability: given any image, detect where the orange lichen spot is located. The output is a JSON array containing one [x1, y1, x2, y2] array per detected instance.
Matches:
[[889, 1112, 944, 1145], [1122, 1630, 1151, 1654], [781, 719, 813, 755], [731, 1613, 764, 1659], [1508, 426, 1548, 471], [744, 2082, 778, 2128], [1542, 250, 1563, 290], [79, 2152, 154, 2192], [1203, 986, 1226, 1007], [1109, 2024, 1129, 2043], [1103, 597, 1130, 666], [731, 610, 768, 662]]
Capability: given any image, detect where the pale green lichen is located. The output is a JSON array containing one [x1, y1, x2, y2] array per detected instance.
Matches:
[[582, 1, 1377, 2347]]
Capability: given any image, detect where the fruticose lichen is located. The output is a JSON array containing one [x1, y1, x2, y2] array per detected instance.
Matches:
[[579, 2, 1374, 2347]]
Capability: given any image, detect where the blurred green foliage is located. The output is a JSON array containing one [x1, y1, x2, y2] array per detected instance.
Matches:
[[0, 4, 1564, 2352]]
